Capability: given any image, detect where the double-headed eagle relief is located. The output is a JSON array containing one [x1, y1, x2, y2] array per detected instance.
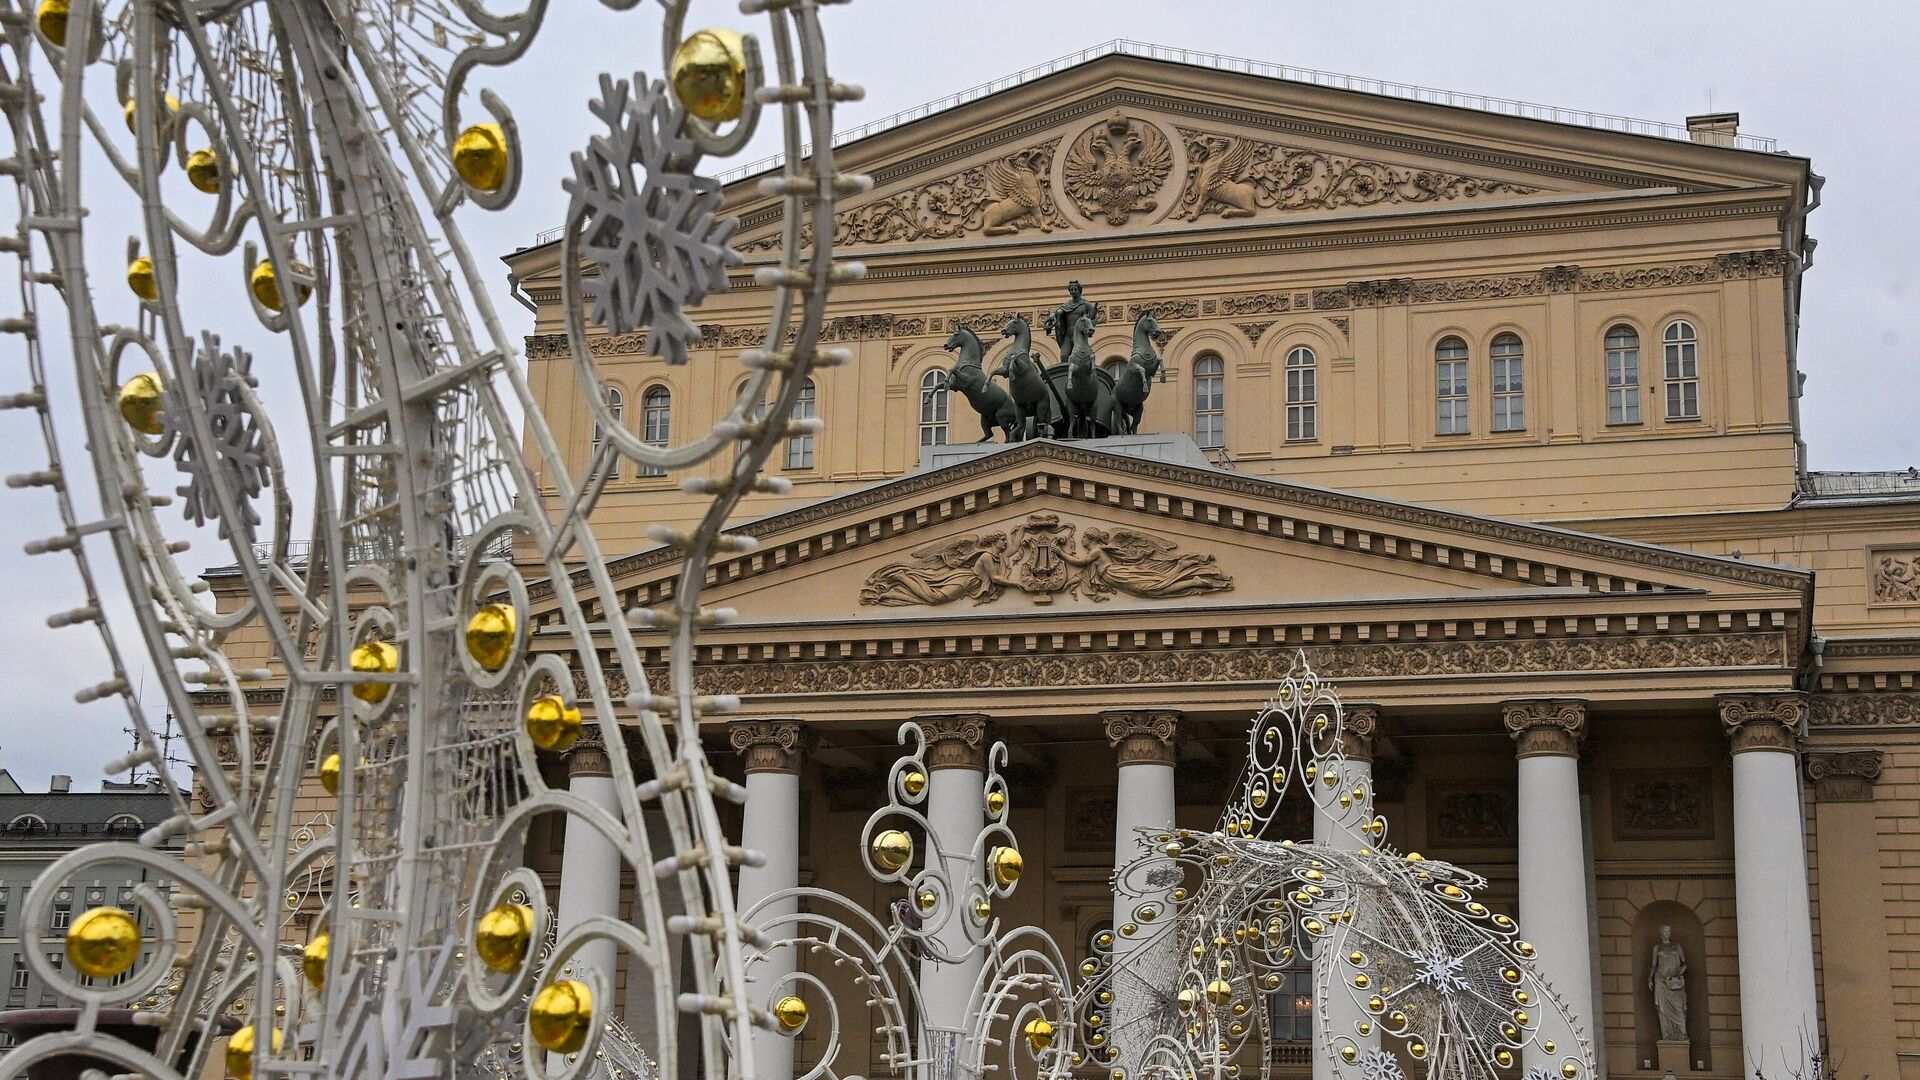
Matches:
[[860, 513, 1234, 606], [1063, 111, 1175, 225]]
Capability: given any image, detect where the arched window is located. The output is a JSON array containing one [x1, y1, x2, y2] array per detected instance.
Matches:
[[1284, 346, 1317, 441], [105, 814, 144, 833], [786, 378, 817, 469], [1490, 333, 1525, 432], [919, 369, 949, 447], [641, 386, 671, 477], [1193, 355, 1225, 449], [1435, 337, 1470, 435], [1605, 325, 1642, 425], [6, 814, 45, 832], [593, 385, 623, 479], [1663, 320, 1700, 420]]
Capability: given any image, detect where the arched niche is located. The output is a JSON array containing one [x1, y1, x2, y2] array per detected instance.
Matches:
[[1631, 899, 1711, 1071]]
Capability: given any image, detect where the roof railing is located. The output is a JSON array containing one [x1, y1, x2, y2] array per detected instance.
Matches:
[[529, 38, 1779, 247]]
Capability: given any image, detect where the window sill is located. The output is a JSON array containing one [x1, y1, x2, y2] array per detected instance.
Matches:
[[1665, 415, 1703, 423]]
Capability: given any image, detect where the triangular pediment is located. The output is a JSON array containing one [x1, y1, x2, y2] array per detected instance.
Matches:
[[723, 53, 1807, 255], [535, 440, 1811, 631]]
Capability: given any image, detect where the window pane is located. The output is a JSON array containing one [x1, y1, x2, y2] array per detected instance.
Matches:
[[786, 380, 816, 468], [1194, 354, 1225, 449]]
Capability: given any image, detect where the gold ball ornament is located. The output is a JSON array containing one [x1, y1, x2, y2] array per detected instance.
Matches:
[[475, 902, 535, 973], [318, 752, 343, 796], [1176, 988, 1197, 1012], [35, 0, 69, 46], [302, 933, 329, 987], [250, 259, 312, 312], [1205, 978, 1233, 1006], [973, 897, 992, 920], [525, 694, 582, 752], [122, 94, 179, 138], [1022, 1016, 1055, 1052], [772, 994, 808, 1032], [225, 1025, 282, 1080], [66, 906, 141, 979], [529, 979, 593, 1054], [990, 845, 1023, 887], [126, 256, 159, 302], [1562, 1065, 1580, 1079], [348, 639, 399, 704], [871, 829, 912, 872], [186, 148, 221, 194], [915, 889, 937, 912], [452, 123, 510, 193], [465, 603, 517, 671], [117, 372, 165, 435], [986, 789, 1006, 814], [670, 29, 748, 124], [901, 770, 926, 796]]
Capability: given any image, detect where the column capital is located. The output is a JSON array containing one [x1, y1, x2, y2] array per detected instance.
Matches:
[[1805, 748, 1883, 802], [1719, 693, 1807, 754], [1502, 699, 1587, 758], [1101, 708, 1183, 766], [1341, 704, 1380, 764], [914, 713, 992, 771], [566, 726, 613, 779], [728, 718, 815, 775]]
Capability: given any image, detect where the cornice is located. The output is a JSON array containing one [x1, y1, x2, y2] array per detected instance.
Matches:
[[1810, 692, 1920, 730], [527, 440, 1810, 608]]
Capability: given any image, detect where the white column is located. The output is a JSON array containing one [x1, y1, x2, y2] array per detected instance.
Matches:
[[1721, 695, 1820, 1080], [917, 714, 991, 1058], [730, 719, 813, 1080], [556, 729, 624, 1000], [1504, 700, 1596, 1075], [1313, 706, 1381, 1080], [1102, 709, 1182, 1075]]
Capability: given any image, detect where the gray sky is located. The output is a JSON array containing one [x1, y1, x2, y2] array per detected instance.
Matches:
[[1, 0, 1914, 789]]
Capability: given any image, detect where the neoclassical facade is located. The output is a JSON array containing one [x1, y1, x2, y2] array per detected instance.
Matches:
[[196, 46, 1917, 1080]]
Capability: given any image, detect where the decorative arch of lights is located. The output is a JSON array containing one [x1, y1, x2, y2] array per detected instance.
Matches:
[[0, 2, 1597, 1078]]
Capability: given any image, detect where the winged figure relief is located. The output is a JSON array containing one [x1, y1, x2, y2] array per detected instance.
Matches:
[[982, 148, 1058, 235], [1173, 134, 1259, 220], [859, 533, 1012, 606], [1072, 528, 1234, 599], [1064, 113, 1175, 225]]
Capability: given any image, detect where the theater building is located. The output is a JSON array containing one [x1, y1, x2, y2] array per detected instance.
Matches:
[[457, 43, 1918, 1080]]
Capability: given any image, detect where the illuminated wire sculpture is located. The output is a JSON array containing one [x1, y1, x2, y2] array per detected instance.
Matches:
[[0, 1, 861, 1077], [1082, 656, 1597, 1080]]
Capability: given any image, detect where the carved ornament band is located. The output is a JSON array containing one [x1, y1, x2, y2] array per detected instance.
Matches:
[[1102, 709, 1183, 766], [1719, 693, 1807, 755], [566, 727, 613, 779], [915, 713, 992, 771], [1804, 749, 1883, 803], [728, 719, 815, 775], [1341, 705, 1380, 764], [1503, 699, 1587, 758]]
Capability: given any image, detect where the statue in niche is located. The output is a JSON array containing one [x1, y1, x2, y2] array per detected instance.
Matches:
[[1648, 925, 1689, 1041], [1042, 279, 1098, 368]]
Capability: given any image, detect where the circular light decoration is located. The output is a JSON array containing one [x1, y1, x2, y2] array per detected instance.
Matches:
[[1023, 1016, 1055, 1052], [250, 259, 312, 312], [116, 372, 165, 435], [302, 933, 329, 987], [34, 0, 68, 45], [529, 979, 593, 1054], [900, 770, 926, 796], [669, 29, 748, 123], [464, 602, 516, 671], [990, 845, 1023, 887], [452, 123, 509, 192], [474, 902, 535, 974], [318, 753, 343, 797], [524, 694, 582, 752], [126, 257, 158, 302], [348, 640, 399, 704], [66, 906, 142, 979], [225, 1025, 282, 1080], [870, 829, 912, 872], [186, 148, 221, 194], [772, 994, 808, 1032]]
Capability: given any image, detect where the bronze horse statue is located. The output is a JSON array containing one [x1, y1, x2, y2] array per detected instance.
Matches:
[[1112, 312, 1166, 435], [993, 315, 1063, 440], [1060, 313, 1123, 439], [938, 326, 1023, 442]]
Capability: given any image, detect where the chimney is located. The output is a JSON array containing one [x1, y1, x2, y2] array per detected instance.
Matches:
[[1686, 112, 1740, 147], [49, 774, 71, 793]]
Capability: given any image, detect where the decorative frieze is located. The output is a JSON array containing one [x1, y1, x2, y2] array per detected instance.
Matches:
[[1428, 782, 1516, 844], [1719, 693, 1807, 753], [1811, 693, 1920, 728], [1503, 699, 1587, 758], [1871, 552, 1920, 604], [1065, 788, 1118, 853], [1102, 708, 1183, 766], [1610, 769, 1713, 840], [1235, 321, 1275, 345], [1805, 749, 1883, 803], [916, 713, 991, 771], [727, 718, 814, 775]]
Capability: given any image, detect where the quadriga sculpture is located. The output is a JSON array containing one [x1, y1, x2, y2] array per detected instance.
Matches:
[[935, 327, 1023, 442]]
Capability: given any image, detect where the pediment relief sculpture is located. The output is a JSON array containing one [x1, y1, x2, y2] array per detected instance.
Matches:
[[1062, 111, 1176, 225], [859, 512, 1232, 607], [738, 142, 1068, 253], [1172, 127, 1539, 222]]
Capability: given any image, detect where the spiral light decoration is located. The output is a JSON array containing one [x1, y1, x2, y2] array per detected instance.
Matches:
[[0, 1, 861, 1076]]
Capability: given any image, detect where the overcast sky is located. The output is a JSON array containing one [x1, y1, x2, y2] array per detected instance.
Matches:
[[1, 0, 1913, 789]]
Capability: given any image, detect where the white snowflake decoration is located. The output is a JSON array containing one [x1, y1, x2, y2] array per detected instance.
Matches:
[[1413, 949, 1470, 994], [564, 73, 740, 364], [162, 333, 270, 540], [1357, 1049, 1408, 1080]]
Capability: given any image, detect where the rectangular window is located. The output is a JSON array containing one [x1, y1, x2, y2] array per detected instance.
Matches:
[[1284, 348, 1317, 442], [49, 905, 69, 931], [919, 375, 949, 448], [10, 957, 27, 990], [1436, 358, 1469, 435], [1606, 330, 1642, 425], [785, 382, 817, 470], [1491, 337, 1525, 432], [1193, 359, 1225, 449], [1269, 967, 1314, 1041], [0, 886, 8, 934]]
